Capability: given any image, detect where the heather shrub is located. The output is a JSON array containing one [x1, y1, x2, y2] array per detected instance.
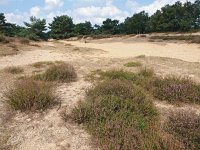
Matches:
[[34, 63, 77, 82], [152, 76, 200, 104], [165, 111, 200, 150], [67, 79, 161, 150], [4, 79, 56, 111]]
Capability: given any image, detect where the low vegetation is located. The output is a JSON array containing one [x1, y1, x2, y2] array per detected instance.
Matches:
[[124, 61, 142, 67], [0, 35, 9, 43], [66, 79, 166, 149], [32, 61, 54, 68], [165, 111, 200, 150], [5, 66, 24, 74], [152, 76, 200, 104], [4, 79, 56, 111], [94, 69, 200, 105], [150, 35, 200, 44], [34, 63, 77, 82]]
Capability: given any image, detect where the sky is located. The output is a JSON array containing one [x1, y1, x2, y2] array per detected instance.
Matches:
[[0, 0, 196, 26]]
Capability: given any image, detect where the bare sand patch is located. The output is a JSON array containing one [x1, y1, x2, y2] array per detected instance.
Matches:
[[62, 40, 200, 62]]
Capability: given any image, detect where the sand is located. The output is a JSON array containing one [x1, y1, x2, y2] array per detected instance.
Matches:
[[62, 40, 200, 62]]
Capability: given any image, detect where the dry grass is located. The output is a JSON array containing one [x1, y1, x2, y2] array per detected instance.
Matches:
[[34, 63, 77, 82], [4, 79, 57, 111], [124, 61, 142, 67], [18, 38, 30, 45], [0, 35, 9, 43], [165, 111, 200, 150], [4, 66, 24, 74]]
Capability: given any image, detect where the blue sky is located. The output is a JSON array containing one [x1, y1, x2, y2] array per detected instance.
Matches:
[[0, 0, 194, 25]]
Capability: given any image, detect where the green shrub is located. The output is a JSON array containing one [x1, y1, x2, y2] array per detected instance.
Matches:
[[66, 79, 162, 150], [165, 111, 200, 150], [152, 76, 200, 104], [34, 63, 77, 82], [124, 61, 142, 67], [4, 79, 56, 111], [5, 66, 24, 74]]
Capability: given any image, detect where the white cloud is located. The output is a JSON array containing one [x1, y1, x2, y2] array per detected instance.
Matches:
[[30, 6, 41, 17], [44, 0, 64, 10], [5, 12, 29, 25], [71, 3, 129, 24]]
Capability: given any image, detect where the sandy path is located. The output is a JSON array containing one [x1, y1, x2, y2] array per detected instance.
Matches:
[[63, 41, 200, 62]]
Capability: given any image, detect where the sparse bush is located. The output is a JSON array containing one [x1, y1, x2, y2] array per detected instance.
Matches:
[[165, 111, 200, 150], [5, 66, 24, 74], [0, 35, 9, 43], [124, 61, 142, 67], [152, 76, 200, 104], [67, 79, 160, 150], [34, 63, 77, 82], [4, 79, 56, 111]]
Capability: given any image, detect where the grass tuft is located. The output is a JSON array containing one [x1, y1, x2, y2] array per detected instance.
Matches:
[[4, 79, 56, 111], [34, 63, 77, 82], [124, 61, 142, 67], [5, 66, 24, 74]]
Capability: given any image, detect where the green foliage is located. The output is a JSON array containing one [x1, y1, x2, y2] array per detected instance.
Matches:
[[24, 16, 47, 40], [101, 18, 121, 34], [74, 21, 93, 35], [49, 15, 74, 39], [4, 79, 56, 111], [149, 1, 200, 32], [124, 11, 149, 34]]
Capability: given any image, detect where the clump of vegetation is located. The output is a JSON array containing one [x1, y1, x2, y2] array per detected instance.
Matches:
[[124, 61, 142, 67], [32, 61, 54, 68], [5, 66, 24, 74], [95, 69, 200, 105], [34, 63, 77, 82], [152, 76, 200, 104], [0, 35, 9, 43], [150, 35, 200, 44], [4, 79, 56, 111], [66, 79, 163, 149], [165, 111, 200, 150]]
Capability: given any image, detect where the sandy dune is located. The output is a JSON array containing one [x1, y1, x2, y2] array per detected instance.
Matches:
[[63, 40, 200, 62]]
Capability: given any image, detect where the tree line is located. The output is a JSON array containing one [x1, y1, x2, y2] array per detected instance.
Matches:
[[0, 0, 200, 40]]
